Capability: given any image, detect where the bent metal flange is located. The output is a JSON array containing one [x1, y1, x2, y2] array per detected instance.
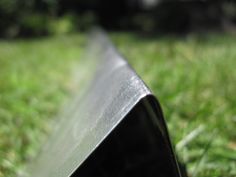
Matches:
[[25, 29, 183, 177]]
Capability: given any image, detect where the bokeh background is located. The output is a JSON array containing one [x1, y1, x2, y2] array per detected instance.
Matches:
[[1, 0, 236, 37], [0, 0, 236, 177]]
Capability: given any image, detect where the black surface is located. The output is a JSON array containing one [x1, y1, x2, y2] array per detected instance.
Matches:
[[72, 97, 180, 177]]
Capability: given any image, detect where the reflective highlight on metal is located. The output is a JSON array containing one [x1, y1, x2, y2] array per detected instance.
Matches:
[[26, 30, 182, 177]]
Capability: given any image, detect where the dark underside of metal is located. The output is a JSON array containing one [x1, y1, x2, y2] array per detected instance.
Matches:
[[72, 96, 181, 177], [25, 29, 183, 177]]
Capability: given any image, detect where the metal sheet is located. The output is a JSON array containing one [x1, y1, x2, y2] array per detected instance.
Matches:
[[25, 30, 182, 177]]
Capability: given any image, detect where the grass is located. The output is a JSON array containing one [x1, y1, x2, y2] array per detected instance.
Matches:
[[0, 35, 85, 176], [0, 32, 236, 177]]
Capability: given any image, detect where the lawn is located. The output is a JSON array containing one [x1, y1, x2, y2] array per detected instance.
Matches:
[[0, 32, 236, 177], [0, 35, 85, 176]]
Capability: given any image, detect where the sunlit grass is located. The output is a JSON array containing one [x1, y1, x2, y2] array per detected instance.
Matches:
[[0, 34, 85, 176], [112, 32, 236, 177]]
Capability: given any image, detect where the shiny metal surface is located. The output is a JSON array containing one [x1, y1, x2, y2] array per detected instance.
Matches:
[[26, 30, 182, 177]]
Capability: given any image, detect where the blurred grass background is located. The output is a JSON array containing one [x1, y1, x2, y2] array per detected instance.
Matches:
[[0, 32, 236, 177], [0, 34, 85, 176]]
